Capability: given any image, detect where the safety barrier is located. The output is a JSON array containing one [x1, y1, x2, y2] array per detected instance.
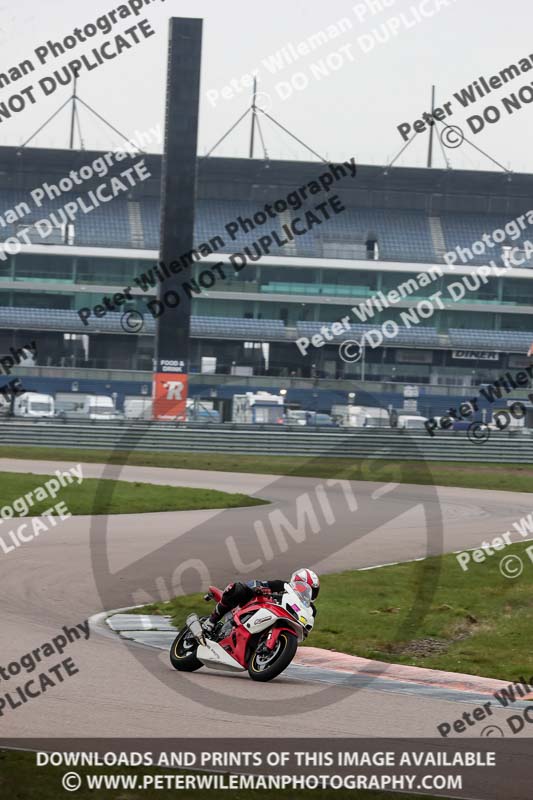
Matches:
[[1, 420, 533, 463]]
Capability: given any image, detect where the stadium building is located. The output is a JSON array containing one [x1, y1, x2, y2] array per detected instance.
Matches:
[[1, 144, 533, 418]]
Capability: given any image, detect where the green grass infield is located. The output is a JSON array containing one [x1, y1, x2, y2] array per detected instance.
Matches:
[[0, 471, 266, 518], [135, 539, 533, 681], [0, 445, 533, 493]]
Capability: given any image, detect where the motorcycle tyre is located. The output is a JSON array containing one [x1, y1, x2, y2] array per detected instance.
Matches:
[[169, 629, 203, 672], [248, 631, 298, 682]]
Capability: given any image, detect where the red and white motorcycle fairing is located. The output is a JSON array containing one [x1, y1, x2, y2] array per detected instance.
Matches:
[[190, 582, 314, 674]]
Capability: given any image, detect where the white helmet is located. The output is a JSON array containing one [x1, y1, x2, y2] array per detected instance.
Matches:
[[290, 568, 320, 600]]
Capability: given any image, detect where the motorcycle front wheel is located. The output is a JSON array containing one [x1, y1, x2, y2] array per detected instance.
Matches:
[[169, 628, 203, 672], [248, 630, 298, 682]]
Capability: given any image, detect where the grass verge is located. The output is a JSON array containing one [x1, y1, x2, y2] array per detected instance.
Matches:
[[0, 471, 266, 517], [0, 750, 447, 800], [0, 445, 533, 492], [134, 539, 533, 681]]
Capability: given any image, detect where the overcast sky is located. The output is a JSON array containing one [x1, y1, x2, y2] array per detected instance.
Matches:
[[1, 0, 532, 173]]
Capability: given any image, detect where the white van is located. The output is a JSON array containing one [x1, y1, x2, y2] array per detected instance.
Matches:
[[232, 392, 285, 424], [331, 405, 390, 428], [397, 414, 428, 430], [124, 396, 153, 420], [83, 395, 119, 420], [13, 392, 55, 418]]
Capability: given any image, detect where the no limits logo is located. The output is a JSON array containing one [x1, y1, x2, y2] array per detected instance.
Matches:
[[89, 398, 444, 718]]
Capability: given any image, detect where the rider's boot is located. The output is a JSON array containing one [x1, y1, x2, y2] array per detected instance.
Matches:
[[202, 606, 222, 635], [202, 618, 215, 635], [204, 599, 228, 631]]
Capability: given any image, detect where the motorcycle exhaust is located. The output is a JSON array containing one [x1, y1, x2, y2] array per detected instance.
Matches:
[[186, 613, 206, 646]]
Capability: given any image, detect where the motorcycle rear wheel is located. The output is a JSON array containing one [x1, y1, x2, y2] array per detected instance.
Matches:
[[169, 628, 203, 672], [248, 631, 298, 682]]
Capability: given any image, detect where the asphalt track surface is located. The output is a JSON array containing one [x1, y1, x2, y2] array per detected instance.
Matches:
[[1, 458, 532, 741]]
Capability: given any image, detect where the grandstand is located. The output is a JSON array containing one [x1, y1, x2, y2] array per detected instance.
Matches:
[[1, 144, 533, 416]]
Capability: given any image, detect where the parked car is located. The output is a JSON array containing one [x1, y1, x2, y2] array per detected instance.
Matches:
[[307, 412, 338, 427], [286, 410, 309, 426], [286, 410, 337, 427]]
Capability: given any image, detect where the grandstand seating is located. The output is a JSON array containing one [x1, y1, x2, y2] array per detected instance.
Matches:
[[448, 328, 533, 350], [320, 208, 435, 263], [0, 306, 141, 334], [137, 197, 159, 250], [0, 306, 286, 339], [1, 305, 532, 351], [297, 321, 442, 347], [1, 183, 532, 268], [1, 189, 131, 249], [3, 147, 533, 397], [440, 213, 533, 267], [191, 316, 286, 339]]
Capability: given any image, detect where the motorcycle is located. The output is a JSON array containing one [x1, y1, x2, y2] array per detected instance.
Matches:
[[169, 581, 314, 682]]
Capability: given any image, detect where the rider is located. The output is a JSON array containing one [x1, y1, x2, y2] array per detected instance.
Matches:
[[203, 568, 320, 633]]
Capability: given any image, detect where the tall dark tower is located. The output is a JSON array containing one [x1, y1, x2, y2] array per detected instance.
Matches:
[[153, 17, 203, 420]]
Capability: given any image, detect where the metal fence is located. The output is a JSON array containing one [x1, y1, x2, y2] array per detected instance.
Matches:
[[1, 420, 533, 463]]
